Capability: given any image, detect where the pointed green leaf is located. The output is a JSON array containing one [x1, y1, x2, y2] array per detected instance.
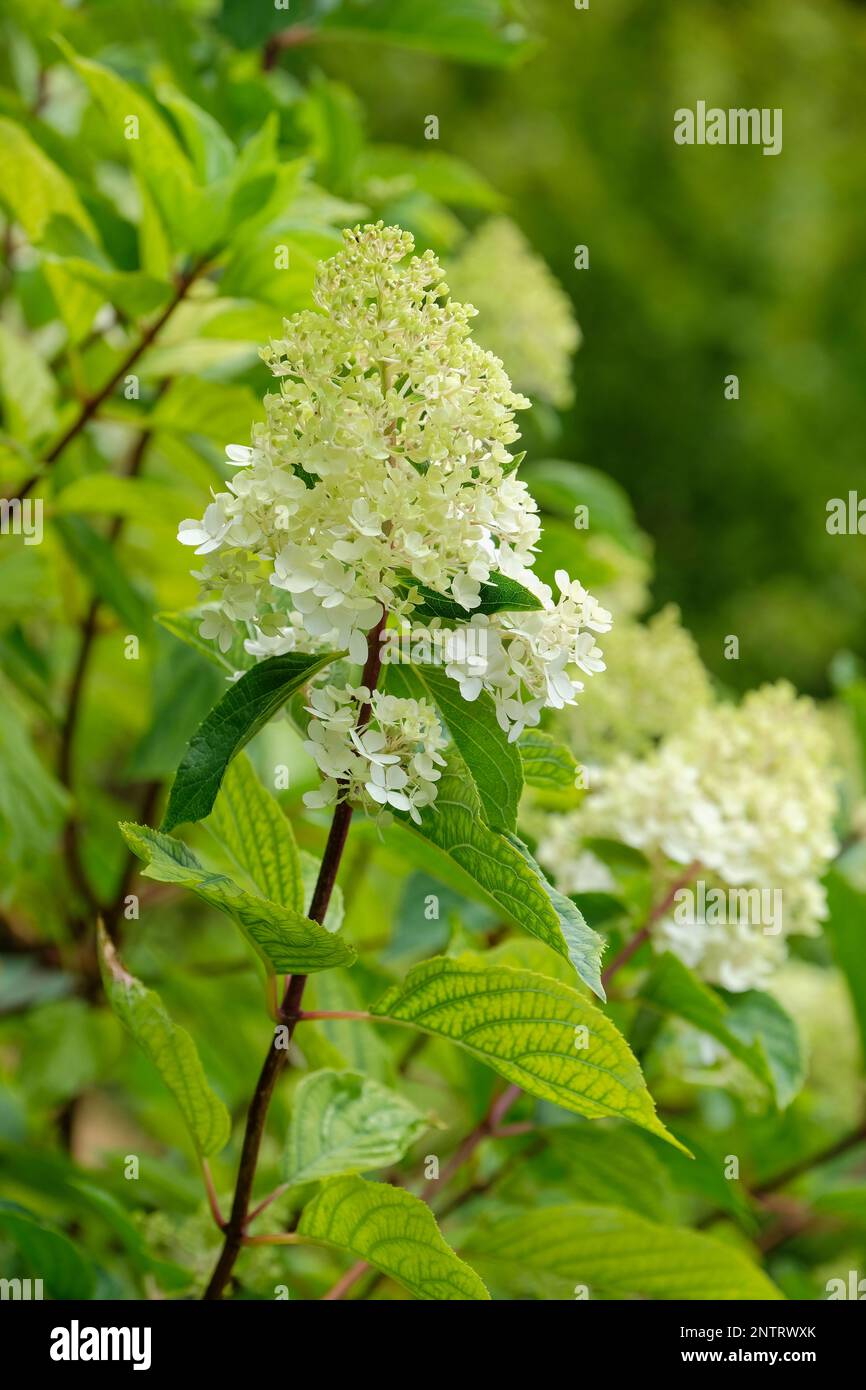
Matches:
[[97, 923, 230, 1157], [55, 517, 152, 634], [462, 1205, 783, 1300], [386, 663, 522, 831], [161, 650, 341, 832], [505, 833, 605, 999], [0, 118, 96, 242], [395, 762, 605, 997], [372, 956, 685, 1150], [397, 569, 543, 621], [120, 823, 355, 974], [208, 753, 304, 914], [284, 1070, 428, 1186], [518, 728, 579, 790], [297, 1175, 489, 1300], [156, 86, 236, 183], [219, 0, 535, 68], [523, 460, 645, 554]]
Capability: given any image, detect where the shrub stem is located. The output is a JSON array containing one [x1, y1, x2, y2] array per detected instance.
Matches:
[[202, 612, 386, 1300]]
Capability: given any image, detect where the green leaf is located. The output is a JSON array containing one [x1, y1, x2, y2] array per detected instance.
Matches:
[[359, 147, 502, 210], [297, 1175, 489, 1300], [156, 86, 236, 183], [385, 663, 522, 832], [58, 45, 210, 253], [462, 1205, 783, 1300], [161, 650, 341, 832], [372, 955, 685, 1150], [54, 473, 199, 527], [395, 761, 605, 996], [284, 1070, 428, 1185], [824, 868, 866, 1063], [0, 323, 58, 445], [97, 923, 230, 1157], [0, 1206, 96, 1299], [54, 516, 152, 634], [542, 1125, 677, 1222], [0, 676, 69, 866], [208, 753, 304, 913], [398, 569, 543, 620], [149, 378, 264, 444], [640, 953, 803, 1107], [219, 0, 535, 68], [522, 459, 646, 554], [518, 728, 579, 790], [39, 218, 174, 317], [0, 118, 96, 242], [721, 989, 805, 1110], [119, 823, 355, 975]]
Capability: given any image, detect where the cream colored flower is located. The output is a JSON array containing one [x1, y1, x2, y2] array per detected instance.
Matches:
[[179, 223, 611, 749], [539, 683, 840, 988]]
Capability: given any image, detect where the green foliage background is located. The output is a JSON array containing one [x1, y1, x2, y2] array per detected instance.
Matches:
[[0, 0, 864, 1303]]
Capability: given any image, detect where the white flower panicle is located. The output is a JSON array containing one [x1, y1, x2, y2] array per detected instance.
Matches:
[[302, 685, 447, 824], [178, 224, 612, 808], [562, 605, 713, 761], [539, 683, 839, 990], [448, 217, 581, 408]]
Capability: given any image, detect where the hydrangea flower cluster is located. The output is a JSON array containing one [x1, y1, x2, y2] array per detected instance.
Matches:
[[539, 683, 839, 989], [441, 559, 610, 741], [302, 685, 447, 824], [178, 223, 611, 813], [448, 217, 581, 408]]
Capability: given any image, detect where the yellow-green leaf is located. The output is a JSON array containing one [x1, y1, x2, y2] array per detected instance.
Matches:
[[97, 923, 230, 1157], [463, 1204, 784, 1300], [284, 1070, 428, 1185], [372, 955, 685, 1151], [119, 823, 355, 974], [297, 1175, 489, 1300], [208, 753, 304, 914]]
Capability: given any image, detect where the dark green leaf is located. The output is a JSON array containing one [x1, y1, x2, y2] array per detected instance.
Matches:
[[161, 651, 341, 832]]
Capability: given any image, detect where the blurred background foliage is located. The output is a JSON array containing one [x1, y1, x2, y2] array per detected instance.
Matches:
[[0, 0, 864, 1301]]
